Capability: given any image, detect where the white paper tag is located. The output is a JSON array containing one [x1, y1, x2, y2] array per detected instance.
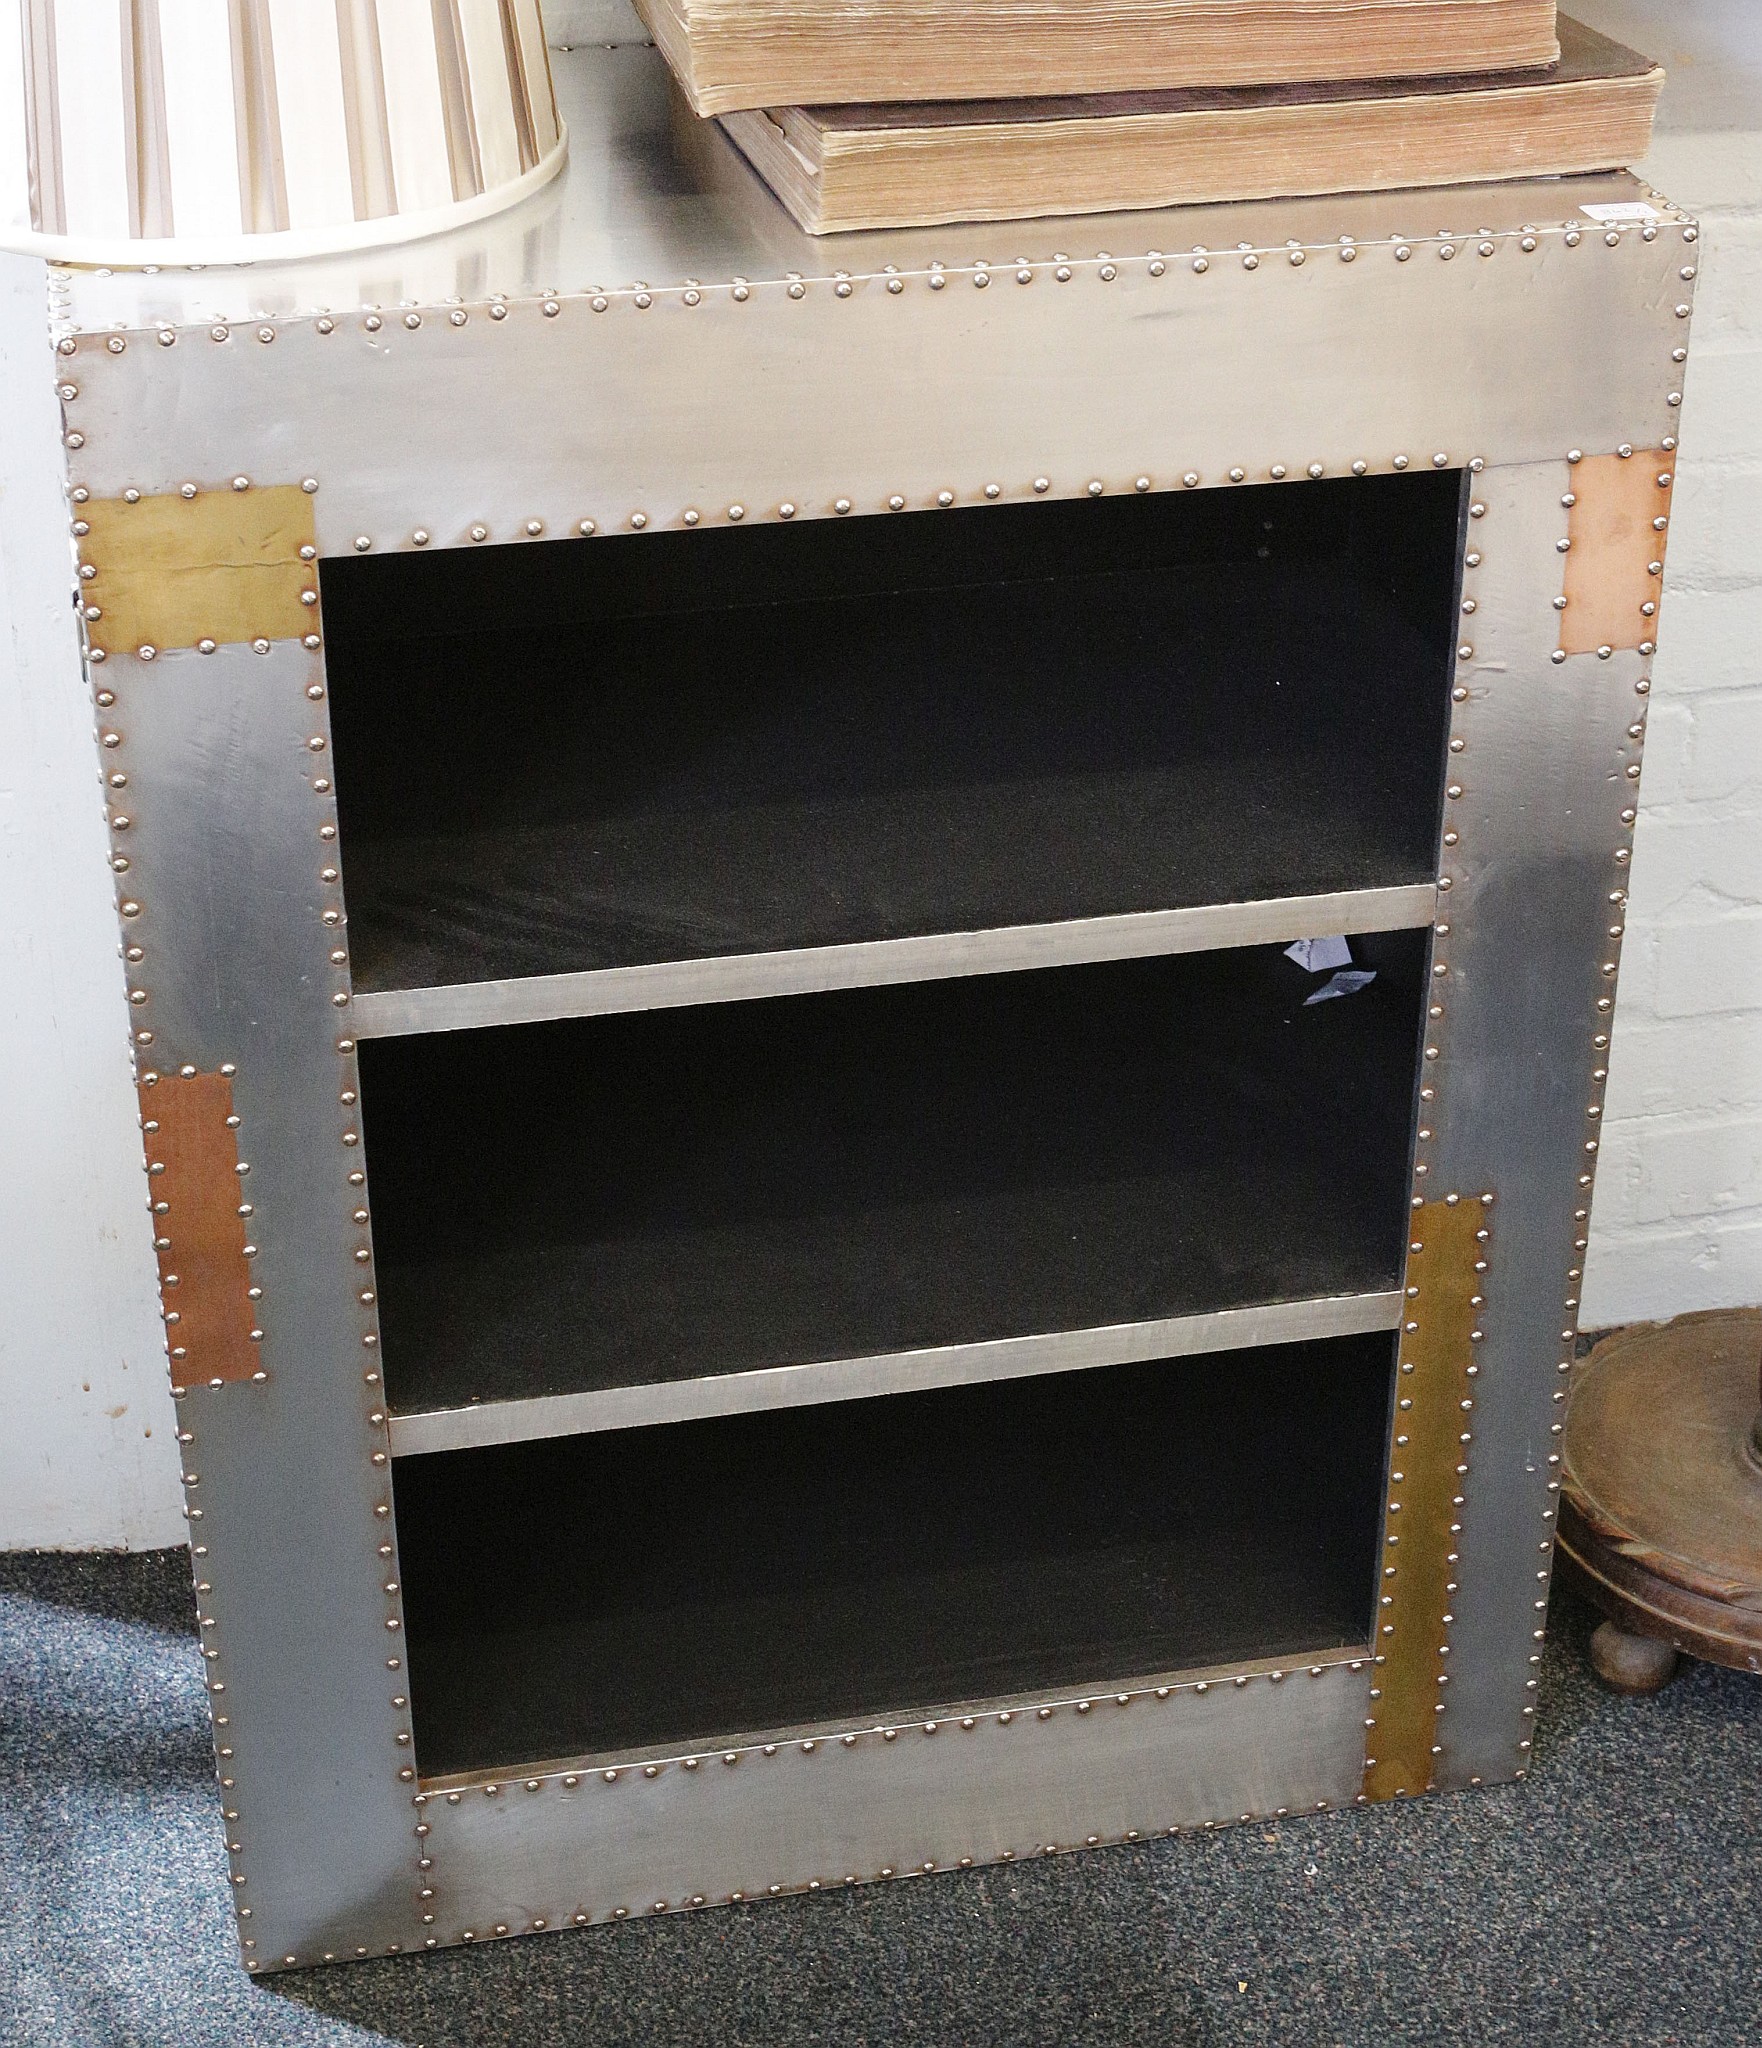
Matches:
[[1579, 202, 1663, 224], [1304, 969, 1378, 1007], [1285, 935, 1354, 973]]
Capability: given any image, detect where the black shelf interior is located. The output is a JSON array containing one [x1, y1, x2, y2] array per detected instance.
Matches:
[[397, 1334, 1393, 1775], [324, 472, 1462, 992], [365, 933, 1425, 1416]]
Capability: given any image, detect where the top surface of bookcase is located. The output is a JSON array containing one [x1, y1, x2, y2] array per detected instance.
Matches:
[[56, 40, 1675, 334], [51, 41, 1689, 570]]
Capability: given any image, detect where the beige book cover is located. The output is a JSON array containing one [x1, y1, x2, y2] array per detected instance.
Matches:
[[640, 0, 1562, 119], [719, 17, 1658, 236]]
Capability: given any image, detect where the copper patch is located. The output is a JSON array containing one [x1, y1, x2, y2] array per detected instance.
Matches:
[[81, 485, 316, 659], [1362, 1196, 1487, 1802], [140, 1071, 258, 1386], [1558, 451, 1672, 656]]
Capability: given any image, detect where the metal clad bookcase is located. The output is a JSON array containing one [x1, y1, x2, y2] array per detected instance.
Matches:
[[52, 47, 1696, 1972]]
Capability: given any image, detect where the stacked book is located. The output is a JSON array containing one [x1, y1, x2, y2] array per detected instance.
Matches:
[[634, 0, 1663, 234]]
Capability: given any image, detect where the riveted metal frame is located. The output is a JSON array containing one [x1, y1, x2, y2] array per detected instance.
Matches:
[[1362, 1193, 1493, 1805], [1413, 452, 1678, 1789], [49, 41, 1696, 1972], [415, 1656, 1373, 1938]]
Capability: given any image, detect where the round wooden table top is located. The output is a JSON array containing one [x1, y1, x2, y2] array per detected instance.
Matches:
[[1559, 1308, 1762, 1674]]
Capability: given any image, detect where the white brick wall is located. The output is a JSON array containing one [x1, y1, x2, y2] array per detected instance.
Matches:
[[1576, 0, 1762, 1325]]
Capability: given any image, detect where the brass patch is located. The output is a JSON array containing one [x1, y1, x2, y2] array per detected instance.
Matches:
[[81, 485, 317, 658], [140, 1071, 258, 1387], [1558, 451, 1672, 656], [1362, 1196, 1488, 1802]]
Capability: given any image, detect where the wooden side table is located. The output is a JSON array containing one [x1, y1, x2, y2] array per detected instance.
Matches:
[[1559, 1310, 1762, 1692]]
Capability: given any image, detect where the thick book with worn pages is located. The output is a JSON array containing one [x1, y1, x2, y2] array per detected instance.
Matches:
[[642, 0, 1562, 118], [718, 18, 1660, 235]]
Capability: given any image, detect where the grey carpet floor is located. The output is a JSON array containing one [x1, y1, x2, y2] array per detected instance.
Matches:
[[0, 1548, 1757, 2048]]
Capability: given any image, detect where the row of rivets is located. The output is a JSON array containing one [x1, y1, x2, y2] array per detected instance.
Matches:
[[1365, 1196, 1492, 1795], [48, 214, 1695, 365], [305, 662, 426, 1885], [329, 451, 1488, 559], [1519, 422, 1674, 1770], [145, 1063, 258, 1935], [1524, 583, 1661, 1762], [1384, 473, 1504, 1793], [140, 1054, 260, 1929], [1532, 252, 1694, 1715], [414, 1764, 1360, 1946], [418, 1658, 1363, 1809]]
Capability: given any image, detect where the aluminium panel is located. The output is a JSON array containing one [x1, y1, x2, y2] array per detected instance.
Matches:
[[52, 34, 1700, 1973], [99, 639, 424, 1961], [52, 53, 1690, 559], [58, 210, 1686, 557], [1415, 457, 1674, 1791], [415, 1657, 1372, 1938]]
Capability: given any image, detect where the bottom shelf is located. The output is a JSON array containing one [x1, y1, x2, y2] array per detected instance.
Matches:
[[397, 1334, 1393, 1778]]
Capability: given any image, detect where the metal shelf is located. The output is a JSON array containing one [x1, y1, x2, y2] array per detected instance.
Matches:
[[388, 1285, 1403, 1454], [350, 885, 1436, 1037]]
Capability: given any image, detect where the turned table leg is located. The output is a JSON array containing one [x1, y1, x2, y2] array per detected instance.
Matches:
[[1590, 1621, 1680, 1696]]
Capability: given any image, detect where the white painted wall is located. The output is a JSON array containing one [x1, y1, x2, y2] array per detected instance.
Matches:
[[0, 257, 185, 1549], [0, 0, 1756, 1547], [543, 0, 645, 38], [1574, 0, 1762, 1327]]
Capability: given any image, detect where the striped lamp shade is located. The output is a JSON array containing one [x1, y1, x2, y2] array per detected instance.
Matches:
[[0, 0, 566, 264]]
